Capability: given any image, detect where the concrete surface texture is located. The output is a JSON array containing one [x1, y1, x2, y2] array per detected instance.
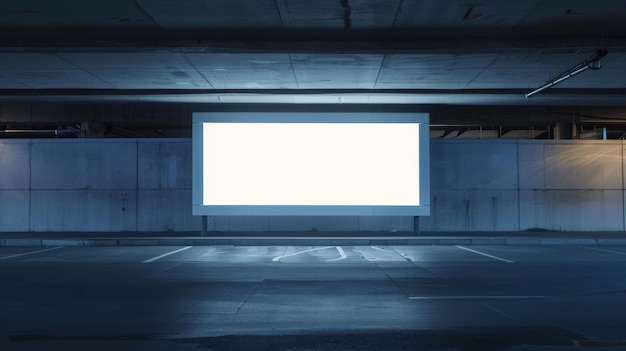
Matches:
[[2, 232, 626, 247], [1, 138, 626, 232], [1, 244, 626, 351]]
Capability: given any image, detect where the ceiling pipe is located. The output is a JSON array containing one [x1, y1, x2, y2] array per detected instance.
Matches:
[[0, 129, 76, 137], [525, 49, 608, 98]]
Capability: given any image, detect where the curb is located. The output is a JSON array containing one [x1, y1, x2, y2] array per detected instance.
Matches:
[[2, 237, 626, 247]]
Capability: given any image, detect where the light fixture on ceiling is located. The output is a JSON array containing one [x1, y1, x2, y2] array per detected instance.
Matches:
[[525, 49, 608, 98]]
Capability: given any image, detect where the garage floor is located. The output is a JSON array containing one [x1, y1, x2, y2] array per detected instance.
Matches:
[[1, 244, 626, 350]]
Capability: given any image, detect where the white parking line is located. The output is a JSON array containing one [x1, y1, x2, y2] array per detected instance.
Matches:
[[142, 246, 192, 263], [581, 246, 626, 256], [272, 246, 335, 262], [455, 245, 514, 263], [482, 302, 527, 322], [409, 295, 551, 300], [326, 246, 347, 261], [0, 246, 64, 260]]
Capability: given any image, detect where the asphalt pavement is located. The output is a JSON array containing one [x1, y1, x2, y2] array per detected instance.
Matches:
[[1, 243, 626, 350]]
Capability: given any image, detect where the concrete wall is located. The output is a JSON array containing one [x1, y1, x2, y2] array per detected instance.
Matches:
[[421, 139, 624, 232], [0, 140, 30, 231], [0, 138, 624, 232], [0, 138, 199, 232]]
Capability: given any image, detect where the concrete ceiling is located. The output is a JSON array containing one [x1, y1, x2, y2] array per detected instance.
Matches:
[[1, 0, 626, 105]]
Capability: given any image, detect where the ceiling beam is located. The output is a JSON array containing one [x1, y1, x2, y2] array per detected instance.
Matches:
[[1, 34, 624, 53]]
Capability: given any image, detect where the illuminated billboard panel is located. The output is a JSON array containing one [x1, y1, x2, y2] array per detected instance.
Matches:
[[192, 113, 429, 216]]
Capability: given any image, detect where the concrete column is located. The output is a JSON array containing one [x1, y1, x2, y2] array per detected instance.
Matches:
[[80, 121, 104, 138], [554, 122, 577, 140]]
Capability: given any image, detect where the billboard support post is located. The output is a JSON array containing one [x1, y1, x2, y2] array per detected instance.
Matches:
[[201, 216, 208, 237], [413, 216, 420, 235]]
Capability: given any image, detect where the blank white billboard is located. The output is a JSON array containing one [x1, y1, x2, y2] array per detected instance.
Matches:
[[192, 112, 430, 216]]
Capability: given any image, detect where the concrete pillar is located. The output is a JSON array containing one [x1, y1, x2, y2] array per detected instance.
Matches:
[[554, 122, 577, 140], [80, 121, 104, 138]]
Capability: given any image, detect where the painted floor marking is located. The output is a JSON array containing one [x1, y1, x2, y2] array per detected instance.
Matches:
[[0, 246, 64, 260], [142, 246, 192, 263], [455, 245, 514, 263], [482, 302, 527, 322], [327, 246, 347, 261], [370, 245, 387, 252], [581, 246, 626, 256], [409, 295, 551, 300], [272, 246, 335, 262]]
